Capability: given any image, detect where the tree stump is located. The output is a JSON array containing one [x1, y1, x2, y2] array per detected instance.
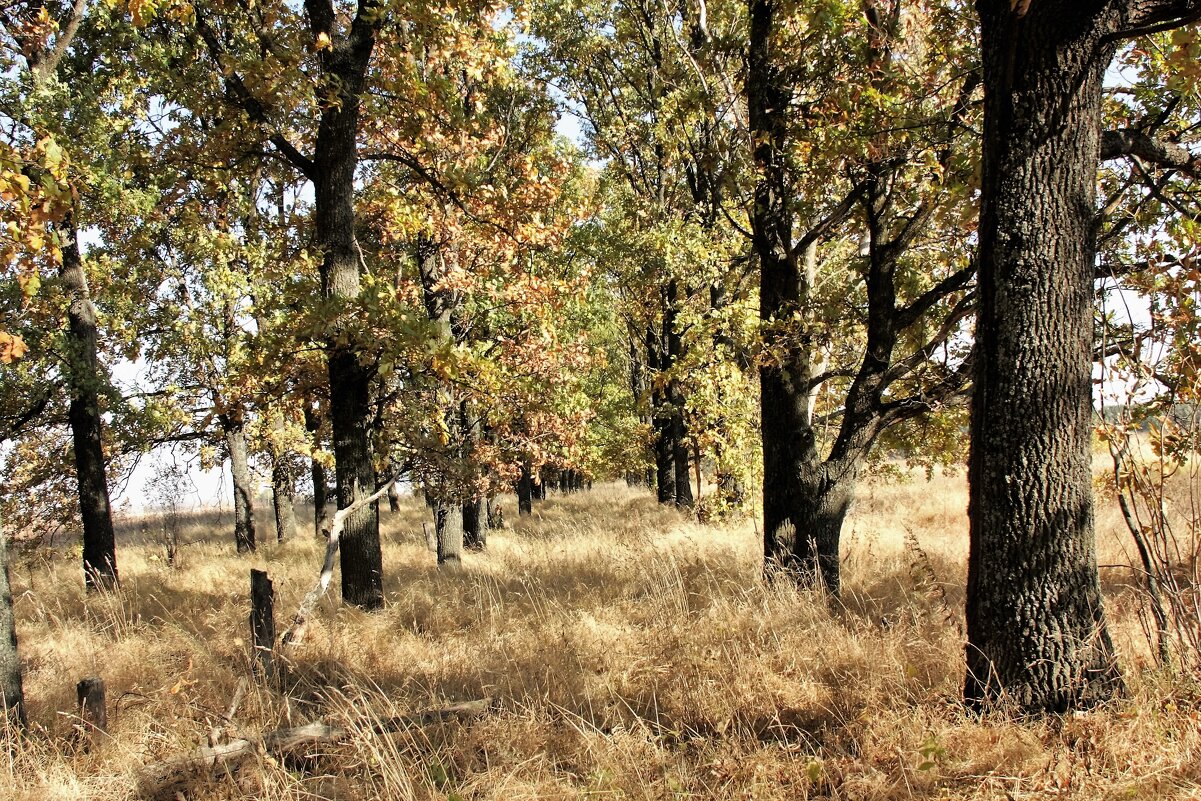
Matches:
[[76, 676, 106, 745], [249, 570, 275, 680]]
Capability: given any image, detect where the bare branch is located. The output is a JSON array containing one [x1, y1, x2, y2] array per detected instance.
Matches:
[[281, 464, 409, 647]]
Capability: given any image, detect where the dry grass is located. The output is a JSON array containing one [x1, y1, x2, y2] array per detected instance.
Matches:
[[4, 474, 1201, 800]]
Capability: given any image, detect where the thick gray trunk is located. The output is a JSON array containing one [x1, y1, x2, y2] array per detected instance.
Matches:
[[435, 503, 463, 567], [647, 326, 675, 503], [966, 0, 1125, 712], [222, 416, 256, 554], [748, 0, 821, 583]]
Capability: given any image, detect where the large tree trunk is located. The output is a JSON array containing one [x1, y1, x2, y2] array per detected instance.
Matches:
[[60, 218, 118, 591], [313, 19, 383, 609], [222, 415, 257, 554], [462, 499, 484, 550], [0, 519, 24, 726], [325, 349, 381, 607], [966, 0, 1125, 712], [748, 0, 826, 583], [435, 503, 463, 567]]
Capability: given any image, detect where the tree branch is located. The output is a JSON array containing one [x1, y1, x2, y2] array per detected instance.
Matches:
[[194, 17, 316, 180], [1101, 128, 1201, 179], [280, 467, 407, 647]]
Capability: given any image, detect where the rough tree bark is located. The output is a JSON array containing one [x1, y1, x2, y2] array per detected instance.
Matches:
[[435, 503, 463, 567], [963, 0, 1201, 712], [462, 499, 484, 550], [60, 218, 118, 590], [271, 459, 297, 543], [310, 0, 383, 608], [748, 0, 826, 584], [0, 519, 24, 726], [221, 413, 257, 554]]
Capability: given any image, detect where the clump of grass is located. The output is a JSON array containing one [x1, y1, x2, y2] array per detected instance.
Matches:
[[3, 476, 1201, 799]]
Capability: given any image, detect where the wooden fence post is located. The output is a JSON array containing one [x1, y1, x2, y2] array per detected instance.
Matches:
[[250, 569, 275, 680]]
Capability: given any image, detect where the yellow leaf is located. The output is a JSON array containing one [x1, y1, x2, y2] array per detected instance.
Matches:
[[0, 331, 28, 363], [315, 31, 333, 51]]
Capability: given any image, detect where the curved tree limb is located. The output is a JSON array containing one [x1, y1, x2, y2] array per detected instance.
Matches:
[[280, 470, 403, 647]]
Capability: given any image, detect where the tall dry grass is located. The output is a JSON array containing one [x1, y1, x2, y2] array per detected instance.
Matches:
[[3, 474, 1201, 800]]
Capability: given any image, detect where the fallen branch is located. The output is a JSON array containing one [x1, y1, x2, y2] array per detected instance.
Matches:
[[137, 698, 491, 800], [281, 472, 403, 647]]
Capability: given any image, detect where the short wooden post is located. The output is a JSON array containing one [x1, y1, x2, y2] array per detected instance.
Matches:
[[250, 569, 275, 680], [76, 676, 107, 742]]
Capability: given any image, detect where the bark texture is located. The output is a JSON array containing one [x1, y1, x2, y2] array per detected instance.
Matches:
[[311, 3, 383, 609], [0, 522, 24, 726], [966, 0, 1132, 712], [748, 0, 837, 590], [60, 219, 118, 590], [272, 460, 297, 543], [222, 414, 257, 554], [665, 281, 694, 510], [435, 503, 463, 567], [647, 326, 675, 504], [462, 499, 484, 550]]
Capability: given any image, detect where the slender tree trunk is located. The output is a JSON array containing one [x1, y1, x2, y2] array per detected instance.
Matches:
[[517, 461, 533, 516], [313, 24, 383, 608], [222, 414, 257, 554], [272, 460, 296, 543], [303, 402, 330, 538], [665, 281, 694, 510], [966, 0, 1125, 712], [647, 326, 675, 504], [670, 404, 693, 509], [0, 519, 24, 726], [435, 503, 463, 567], [60, 218, 117, 590], [629, 338, 651, 486]]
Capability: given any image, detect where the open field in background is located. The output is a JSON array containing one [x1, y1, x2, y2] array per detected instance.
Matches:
[[3, 471, 1201, 800]]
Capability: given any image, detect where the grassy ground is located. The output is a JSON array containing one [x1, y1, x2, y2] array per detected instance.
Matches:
[[4, 472, 1201, 800]]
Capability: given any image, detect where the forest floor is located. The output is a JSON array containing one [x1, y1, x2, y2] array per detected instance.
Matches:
[[4, 471, 1201, 800]]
